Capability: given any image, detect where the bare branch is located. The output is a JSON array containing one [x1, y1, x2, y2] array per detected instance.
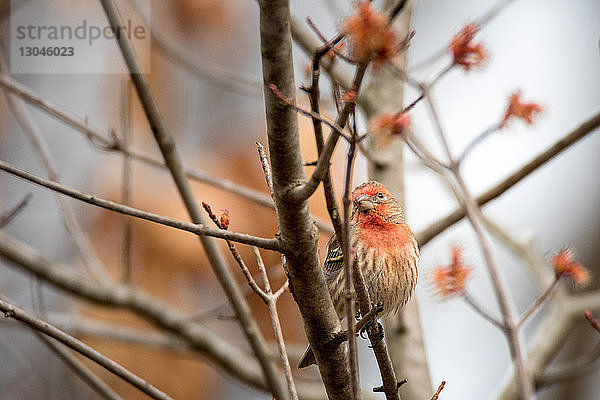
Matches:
[[270, 84, 352, 143], [409, 0, 516, 71], [289, 62, 369, 203], [202, 202, 269, 302], [341, 117, 360, 400], [516, 277, 561, 328], [254, 248, 298, 400], [0, 73, 333, 234], [119, 82, 133, 283], [0, 194, 31, 228], [0, 159, 282, 251], [258, 0, 353, 397], [585, 311, 600, 334], [0, 231, 279, 394], [462, 291, 504, 330], [500, 289, 600, 399], [423, 87, 534, 398], [304, 34, 346, 247], [126, 0, 262, 97], [290, 16, 378, 116], [535, 342, 600, 388], [0, 52, 110, 282], [456, 123, 502, 165], [430, 381, 446, 400], [35, 333, 123, 400], [0, 296, 173, 400], [352, 253, 402, 400], [416, 108, 600, 247]]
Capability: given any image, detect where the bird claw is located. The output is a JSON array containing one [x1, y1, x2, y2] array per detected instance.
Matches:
[[358, 302, 385, 340], [359, 327, 369, 340], [367, 322, 385, 348]]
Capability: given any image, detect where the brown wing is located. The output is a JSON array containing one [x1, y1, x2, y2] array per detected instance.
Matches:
[[323, 235, 344, 284]]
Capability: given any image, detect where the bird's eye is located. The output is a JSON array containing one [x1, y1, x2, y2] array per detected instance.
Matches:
[[377, 192, 385, 199]]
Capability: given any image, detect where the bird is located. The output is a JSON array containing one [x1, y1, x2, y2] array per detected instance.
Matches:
[[298, 180, 419, 368]]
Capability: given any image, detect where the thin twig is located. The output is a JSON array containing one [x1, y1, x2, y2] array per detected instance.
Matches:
[[409, 0, 516, 71], [0, 296, 173, 400], [400, 93, 425, 115], [290, 15, 377, 116], [127, 0, 262, 97], [463, 291, 504, 330], [202, 202, 269, 302], [457, 123, 502, 165], [191, 263, 286, 322], [536, 341, 600, 388], [352, 257, 401, 399], [341, 110, 360, 400], [119, 82, 133, 284], [35, 333, 123, 400], [270, 84, 352, 143], [0, 159, 282, 251], [481, 215, 555, 288], [0, 72, 333, 234], [416, 108, 600, 247], [516, 277, 561, 328], [430, 380, 446, 400], [289, 62, 370, 203], [388, 0, 410, 21], [585, 311, 600, 333], [422, 84, 533, 399], [254, 248, 298, 400], [305, 36, 345, 245], [0, 194, 31, 228], [0, 52, 110, 282], [203, 198, 296, 400]]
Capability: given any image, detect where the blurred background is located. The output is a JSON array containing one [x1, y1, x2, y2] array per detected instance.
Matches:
[[0, 0, 598, 399]]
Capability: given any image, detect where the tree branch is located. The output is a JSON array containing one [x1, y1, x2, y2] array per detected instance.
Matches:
[[0, 296, 173, 400], [0, 193, 31, 228], [416, 108, 600, 247], [0, 52, 110, 282], [290, 16, 377, 116], [0, 159, 282, 251], [254, 248, 298, 400], [126, 0, 262, 97], [341, 116, 360, 400], [288, 62, 369, 203], [499, 289, 600, 399], [258, 0, 353, 398], [424, 87, 534, 398], [0, 231, 311, 397], [0, 72, 333, 234], [34, 333, 123, 400]]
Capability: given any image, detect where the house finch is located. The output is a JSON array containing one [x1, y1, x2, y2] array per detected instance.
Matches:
[[298, 180, 419, 368]]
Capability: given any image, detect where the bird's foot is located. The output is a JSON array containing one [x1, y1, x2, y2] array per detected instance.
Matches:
[[358, 302, 384, 339], [367, 322, 385, 348]]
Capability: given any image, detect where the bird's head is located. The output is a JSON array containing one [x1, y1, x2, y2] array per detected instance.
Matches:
[[351, 181, 404, 225]]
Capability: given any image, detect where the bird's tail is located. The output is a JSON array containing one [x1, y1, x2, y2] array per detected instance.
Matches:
[[297, 345, 316, 369]]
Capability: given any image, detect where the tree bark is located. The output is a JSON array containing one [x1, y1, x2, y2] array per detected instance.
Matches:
[[257, 1, 353, 399]]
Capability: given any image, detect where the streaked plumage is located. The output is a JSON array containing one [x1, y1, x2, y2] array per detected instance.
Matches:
[[298, 181, 419, 368]]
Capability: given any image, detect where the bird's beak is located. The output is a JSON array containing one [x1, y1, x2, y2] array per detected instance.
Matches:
[[354, 194, 375, 213]]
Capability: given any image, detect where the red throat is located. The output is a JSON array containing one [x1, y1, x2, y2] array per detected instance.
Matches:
[[357, 218, 412, 250]]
